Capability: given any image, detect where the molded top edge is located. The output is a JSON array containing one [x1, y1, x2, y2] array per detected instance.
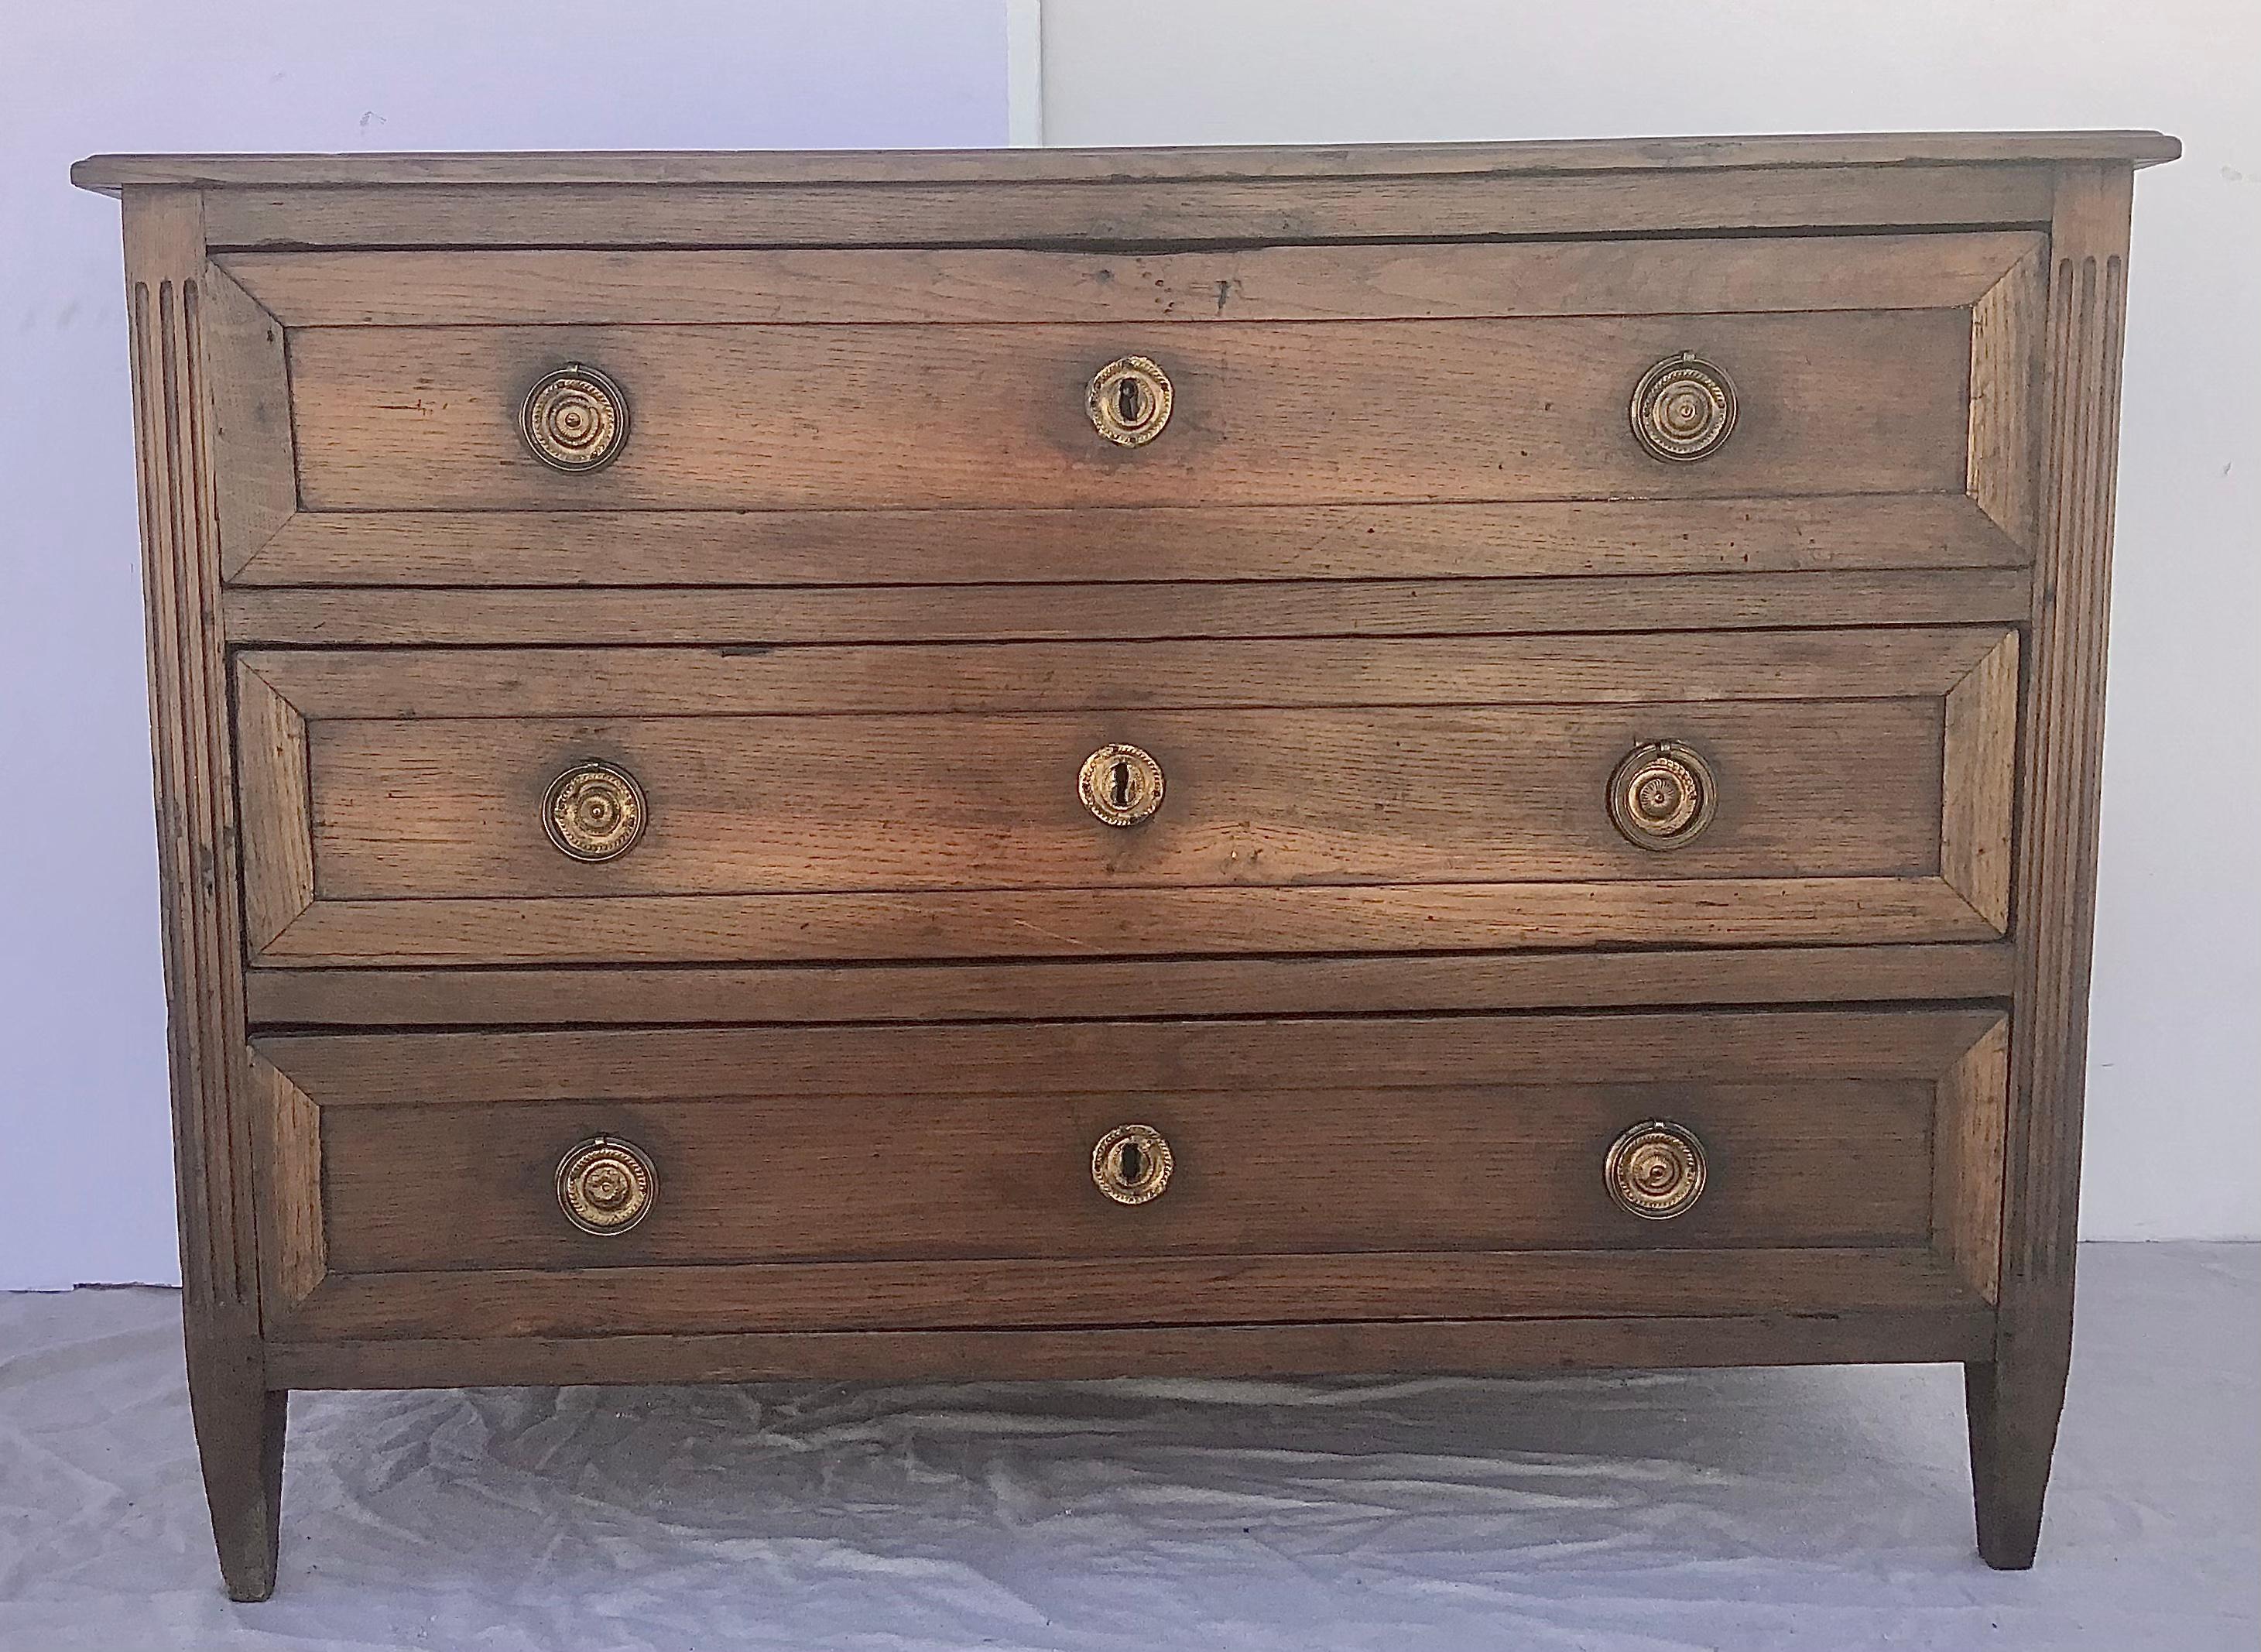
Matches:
[[72, 130, 2182, 194]]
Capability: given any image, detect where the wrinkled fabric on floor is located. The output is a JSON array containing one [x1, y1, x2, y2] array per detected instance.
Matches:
[[1, 1242, 2253, 1651]]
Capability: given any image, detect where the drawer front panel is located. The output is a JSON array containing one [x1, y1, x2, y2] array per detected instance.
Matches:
[[235, 630, 2018, 964], [320, 1085, 1929, 1271], [252, 1008, 2009, 1335], [304, 701, 1942, 897], [210, 233, 2041, 588], [287, 312, 1969, 512]]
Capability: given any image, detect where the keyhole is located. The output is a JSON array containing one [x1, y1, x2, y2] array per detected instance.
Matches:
[[1081, 743, 1162, 826], [1117, 378, 1146, 427], [1115, 1140, 1144, 1184]]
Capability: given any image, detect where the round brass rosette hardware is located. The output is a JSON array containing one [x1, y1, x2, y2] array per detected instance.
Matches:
[[556, 1136, 658, 1235], [1605, 1120, 1708, 1221], [1607, 741, 1717, 852], [544, 760, 648, 862], [521, 363, 630, 471], [1629, 351, 1738, 462], [1092, 1123, 1174, 1205], [1088, 355, 1173, 446], [1078, 742, 1165, 827]]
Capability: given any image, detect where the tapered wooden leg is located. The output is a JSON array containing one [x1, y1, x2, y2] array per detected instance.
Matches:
[[1964, 167, 2136, 1572], [185, 1325, 287, 1602], [122, 190, 290, 1602], [1964, 1303, 2071, 1569]]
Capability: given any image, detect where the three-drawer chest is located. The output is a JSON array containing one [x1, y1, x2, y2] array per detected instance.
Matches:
[[74, 131, 2175, 1599]]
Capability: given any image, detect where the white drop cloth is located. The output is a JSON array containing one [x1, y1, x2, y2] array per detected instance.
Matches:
[[2, 1242, 2253, 1650]]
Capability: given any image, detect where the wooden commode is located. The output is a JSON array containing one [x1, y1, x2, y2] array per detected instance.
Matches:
[[74, 131, 2175, 1599]]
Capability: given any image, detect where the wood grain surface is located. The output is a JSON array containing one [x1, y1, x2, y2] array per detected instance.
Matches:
[[119, 188, 286, 1603], [227, 496, 2030, 590], [254, 1007, 2004, 1341], [236, 629, 2012, 962], [238, 629, 2007, 718], [243, 943, 2020, 1030], [259, 1009, 2002, 1102], [1965, 162, 2143, 1571], [218, 571, 2036, 646], [248, 879, 2005, 965], [273, 1247, 1986, 1342], [193, 163, 2081, 253], [296, 700, 1947, 897], [222, 234, 2036, 326], [286, 312, 1972, 510], [262, 1308, 1996, 1387], [316, 1084, 1935, 1273]]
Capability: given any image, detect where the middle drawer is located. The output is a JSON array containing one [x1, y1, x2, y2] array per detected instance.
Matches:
[[235, 627, 2016, 966]]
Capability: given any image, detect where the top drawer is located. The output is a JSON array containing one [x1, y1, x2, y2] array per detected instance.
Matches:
[[207, 233, 2046, 581]]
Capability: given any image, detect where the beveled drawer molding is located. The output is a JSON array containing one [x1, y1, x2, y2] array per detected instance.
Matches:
[[216, 233, 2040, 326], [225, 497, 2026, 590], [197, 231, 2047, 585], [231, 629, 2016, 965], [84, 133, 2170, 1597], [252, 1006, 2009, 1328]]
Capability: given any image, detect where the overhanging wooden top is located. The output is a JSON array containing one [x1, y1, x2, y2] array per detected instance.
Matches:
[[71, 131, 2180, 194]]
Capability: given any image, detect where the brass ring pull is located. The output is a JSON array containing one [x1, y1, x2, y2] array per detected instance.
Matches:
[[1092, 1123, 1173, 1205], [1608, 742, 1716, 851], [1630, 352, 1737, 462], [1078, 743, 1165, 827], [557, 1135, 658, 1235], [1088, 355, 1173, 446], [522, 363, 630, 471], [1605, 1120, 1708, 1220], [545, 760, 648, 862]]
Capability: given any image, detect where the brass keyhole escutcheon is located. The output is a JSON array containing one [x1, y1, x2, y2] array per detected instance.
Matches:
[[1088, 355, 1173, 446], [1079, 743, 1165, 827], [1605, 1121, 1708, 1220], [1629, 351, 1737, 462], [545, 760, 648, 862], [556, 1136, 658, 1235], [522, 363, 631, 471], [1092, 1123, 1174, 1205], [1607, 742, 1717, 851]]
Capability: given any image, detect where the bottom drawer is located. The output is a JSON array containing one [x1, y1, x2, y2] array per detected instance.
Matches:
[[252, 1007, 2007, 1341]]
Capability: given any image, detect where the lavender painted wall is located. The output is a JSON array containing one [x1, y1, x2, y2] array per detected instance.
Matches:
[[1, 1, 1007, 1287]]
